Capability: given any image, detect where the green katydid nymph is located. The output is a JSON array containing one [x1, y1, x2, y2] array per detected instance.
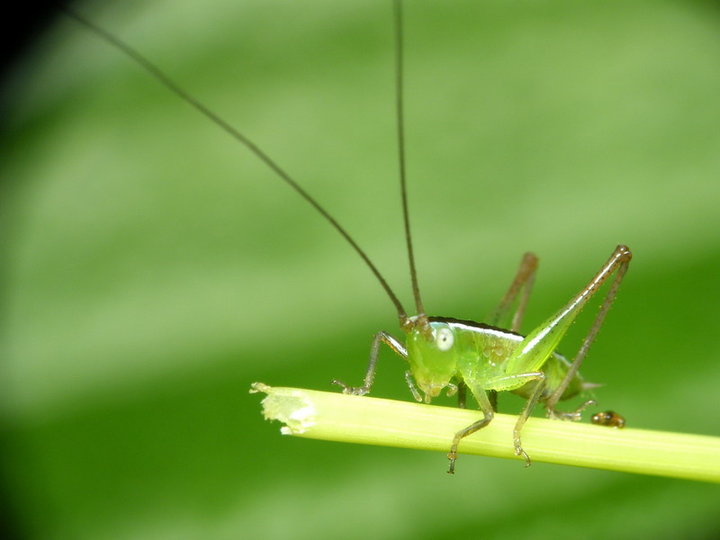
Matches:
[[66, 0, 631, 474]]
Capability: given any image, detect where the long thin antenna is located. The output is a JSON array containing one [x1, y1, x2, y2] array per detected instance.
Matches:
[[63, 7, 409, 322], [393, 0, 426, 322]]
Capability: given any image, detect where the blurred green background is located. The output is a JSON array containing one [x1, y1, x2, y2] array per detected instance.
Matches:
[[2, 0, 720, 538]]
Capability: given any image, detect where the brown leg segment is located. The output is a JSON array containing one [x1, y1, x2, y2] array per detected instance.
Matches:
[[545, 245, 632, 413], [489, 252, 539, 332], [332, 331, 406, 396]]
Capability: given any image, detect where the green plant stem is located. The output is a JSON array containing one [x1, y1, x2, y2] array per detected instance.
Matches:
[[251, 383, 720, 483]]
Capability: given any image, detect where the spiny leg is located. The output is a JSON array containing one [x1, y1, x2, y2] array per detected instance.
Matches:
[[502, 246, 631, 420], [488, 252, 539, 332], [332, 331, 406, 396], [545, 245, 632, 415], [448, 387, 494, 474]]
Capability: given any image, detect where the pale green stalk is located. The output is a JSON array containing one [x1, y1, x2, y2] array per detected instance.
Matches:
[[251, 383, 720, 483]]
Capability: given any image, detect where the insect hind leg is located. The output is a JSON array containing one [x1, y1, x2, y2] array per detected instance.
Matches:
[[545, 245, 632, 416], [488, 252, 539, 333], [486, 252, 539, 412], [548, 398, 596, 421]]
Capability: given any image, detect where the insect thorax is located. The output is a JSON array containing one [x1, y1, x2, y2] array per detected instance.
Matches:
[[406, 317, 585, 404]]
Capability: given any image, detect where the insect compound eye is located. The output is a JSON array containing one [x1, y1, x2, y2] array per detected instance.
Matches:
[[435, 327, 454, 352]]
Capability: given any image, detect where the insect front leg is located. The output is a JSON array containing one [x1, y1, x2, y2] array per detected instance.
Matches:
[[332, 331, 406, 397], [404, 370, 423, 402]]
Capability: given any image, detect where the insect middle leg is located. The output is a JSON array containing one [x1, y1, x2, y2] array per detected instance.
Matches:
[[447, 386, 494, 474], [512, 374, 546, 466], [450, 371, 544, 472]]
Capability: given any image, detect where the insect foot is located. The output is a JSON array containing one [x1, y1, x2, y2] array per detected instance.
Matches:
[[513, 435, 533, 467], [330, 379, 369, 396], [515, 446, 532, 467]]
